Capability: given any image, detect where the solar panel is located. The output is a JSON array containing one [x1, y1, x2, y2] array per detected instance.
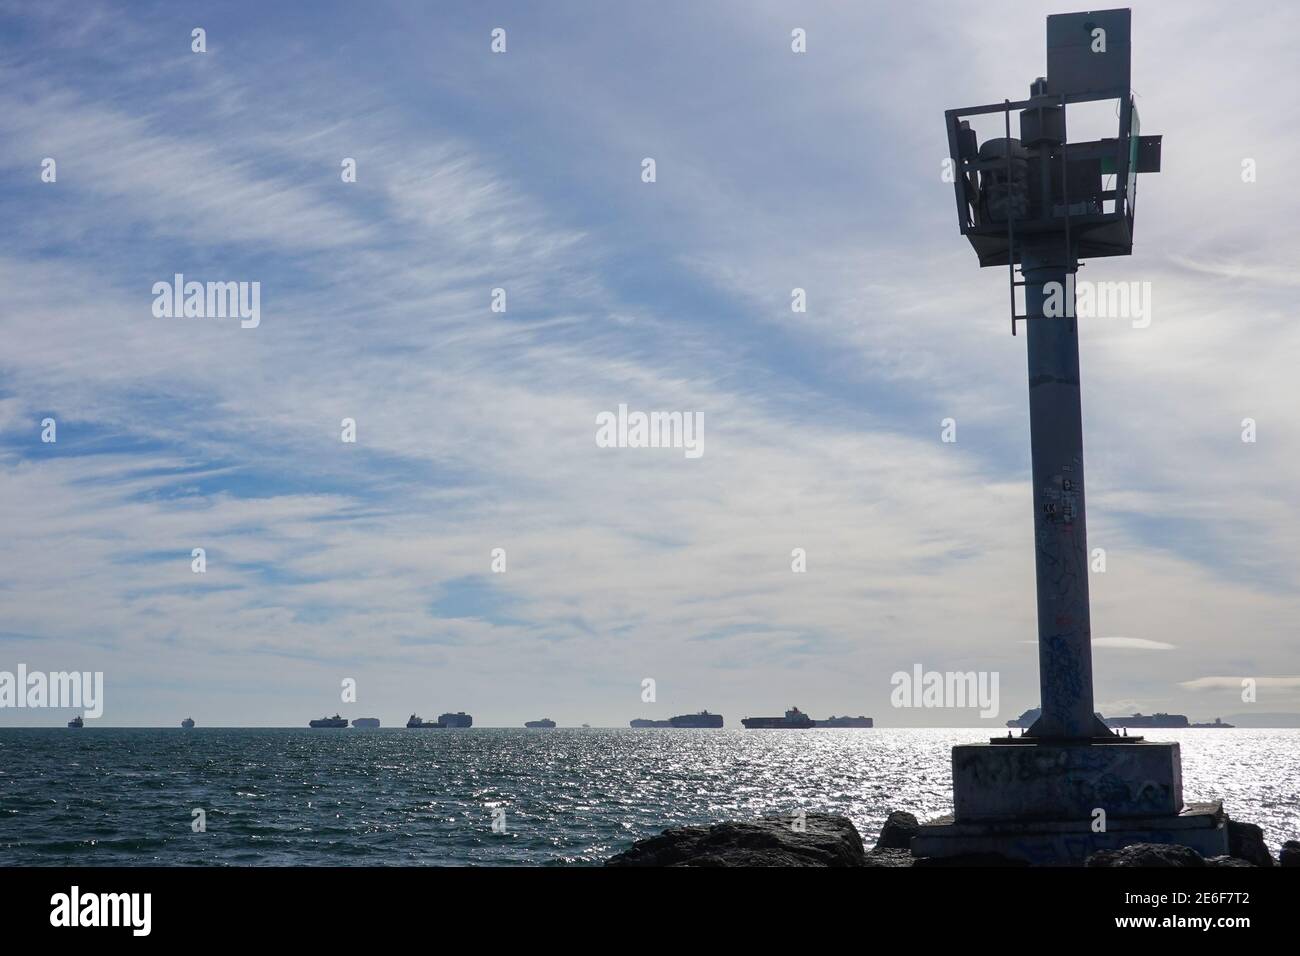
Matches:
[[1046, 8, 1131, 98]]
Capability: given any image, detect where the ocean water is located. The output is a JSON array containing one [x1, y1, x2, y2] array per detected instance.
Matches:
[[1, 727, 1296, 866]]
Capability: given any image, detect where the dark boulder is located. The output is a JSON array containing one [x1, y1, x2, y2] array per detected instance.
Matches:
[[1228, 819, 1274, 866], [1086, 843, 1205, 867], [863, 847, 915, 867], [606, 813, 866, 867], [1280, 840, 1300, 868], [875, 810, 920, 850]]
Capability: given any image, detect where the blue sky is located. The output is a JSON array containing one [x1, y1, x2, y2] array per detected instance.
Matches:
[[1, 0, 1298, 726]]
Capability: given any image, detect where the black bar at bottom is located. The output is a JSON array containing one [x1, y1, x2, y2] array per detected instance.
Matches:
[[0, 864, 1282, 942]]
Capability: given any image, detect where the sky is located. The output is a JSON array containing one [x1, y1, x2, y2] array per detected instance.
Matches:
[[1, 0, 1298, 728]]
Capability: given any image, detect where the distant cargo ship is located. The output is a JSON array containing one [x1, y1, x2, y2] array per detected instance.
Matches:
[[742, 707, 814, 729], [630, 711, 724, 728], [351, 717, 380, 729], [1008, 706, 1106, 729], [309, 714, 348, 728], [815, 715, 874, 728], [525, 718, 556, 728], [1103, 712, 1189, 729], [1009, 708, 1230, 730], [670, 711, 724, 728], [1006, 707, 1041, 728], [407, 714, 439, 728], [181, 717, 195, 729], [438, 712, 473, 728], [67, 715, 83, 728]]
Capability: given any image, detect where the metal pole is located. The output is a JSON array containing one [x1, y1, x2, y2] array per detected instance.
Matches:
[[1020, 239, 1111, 740]]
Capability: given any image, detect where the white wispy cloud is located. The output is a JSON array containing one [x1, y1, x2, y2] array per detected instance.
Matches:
[[1093, 637, 1177, 651]]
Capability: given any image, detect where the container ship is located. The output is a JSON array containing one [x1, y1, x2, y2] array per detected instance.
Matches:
[[181, 717, 195, 729], [670, 710, 723, 728], [1007, 706, 1102, 729], [1006, 707, 1041, 728], [525, 718, 556, 728], [406, 712, 474, 728], [815, 715, 873, 728], [309, 714, 348, 728], [351, 717, 380, 729], [629, 711, 724, 728], [1102, 712, 1189, 729], [1009, 708, 1230, 730], [742, 707, 814, 729]]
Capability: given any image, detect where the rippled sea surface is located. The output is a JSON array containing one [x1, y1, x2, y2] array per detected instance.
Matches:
[[1, 728, 1296, 865]]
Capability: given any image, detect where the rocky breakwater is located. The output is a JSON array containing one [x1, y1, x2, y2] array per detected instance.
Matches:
[[605, 811, 1296, 867]]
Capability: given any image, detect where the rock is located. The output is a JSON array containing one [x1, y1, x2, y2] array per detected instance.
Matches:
[[875, 810, 920, 850], [1085, 843, 1206, 867], [605, 813, 866, 867], [608, 813, 1286, 868], [1228, 819, 1275, 866], [863, 847, 915, 867]]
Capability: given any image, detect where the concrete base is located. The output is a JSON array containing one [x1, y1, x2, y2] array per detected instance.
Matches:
[[912, 801, 1228, 866], [952, 739, 1182, 821]]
